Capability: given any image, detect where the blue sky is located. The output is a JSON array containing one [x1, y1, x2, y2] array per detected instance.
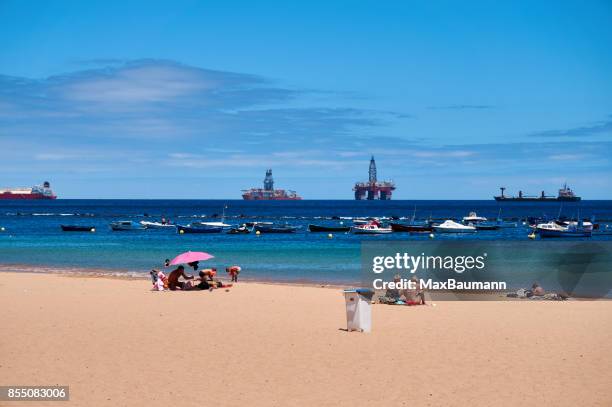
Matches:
[[1, 0, 611, 199]]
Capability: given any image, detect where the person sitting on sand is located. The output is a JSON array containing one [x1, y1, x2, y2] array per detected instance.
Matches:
[[167, 265, 194, 290], [379, 274, 402, 304], [400, 276, 426, 305], [531, 282, 545, 296], [226, 266, 241, 282]]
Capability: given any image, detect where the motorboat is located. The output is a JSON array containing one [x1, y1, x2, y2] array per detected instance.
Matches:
[[177, 224, 223, 234], [351, 222, 392, 234], [244, 221, 273, 227], [308, 224, 351, 232], [432, 220, 476, 233], [110, 221, 145, 231], [462, 212, 487, 223], [536, 221, 592, 238], [192, 221, 231, 229], [227, 224, 251, 234], [140, 221, 176, 229], [253, 224, 298, 233], [61, 225, 96, 232]]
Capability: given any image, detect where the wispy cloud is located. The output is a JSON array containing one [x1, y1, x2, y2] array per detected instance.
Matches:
[[427, 104, 494, 110], [529, 116, 612, 138]]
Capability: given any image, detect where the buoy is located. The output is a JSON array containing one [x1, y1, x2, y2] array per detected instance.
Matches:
[[90, 228, 96, 232], [429, 233, 435, 239], [328, 233, 333, 239], [528, 232, 536, 239], [0, 227, 5, 232], [256, 230, 261, 235], [179, 229, 185, 234]]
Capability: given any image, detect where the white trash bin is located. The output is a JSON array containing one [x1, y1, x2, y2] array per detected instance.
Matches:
[[343, 289, 374, 332]]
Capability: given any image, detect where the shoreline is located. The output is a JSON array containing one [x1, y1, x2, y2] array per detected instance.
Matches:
[[0, 263, 353, 289]]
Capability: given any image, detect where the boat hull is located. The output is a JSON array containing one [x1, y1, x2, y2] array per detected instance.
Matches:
[[433, 227, 476, 233], [61, 225, 95, 232], [538, 229, 592, 238], [390, 223, 433, 232], [494, 197, 581, 202], [140, 221, 176, 229], [350, 226, 393, 234], [254, 225, 297, 233], [110, 222, 145, 231], [177, 225, 223, 234], [0, 193, 57, 200], [308, 224, 351, 232]]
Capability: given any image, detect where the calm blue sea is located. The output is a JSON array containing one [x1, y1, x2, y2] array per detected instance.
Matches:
[[1, 199, 611, 284]]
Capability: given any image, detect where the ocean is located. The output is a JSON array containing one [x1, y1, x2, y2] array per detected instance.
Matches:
[[1, 199, 611, 285]]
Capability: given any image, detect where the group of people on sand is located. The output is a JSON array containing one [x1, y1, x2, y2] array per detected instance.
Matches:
[[150, 259, 241, 292], [379, 274, 426, 305]]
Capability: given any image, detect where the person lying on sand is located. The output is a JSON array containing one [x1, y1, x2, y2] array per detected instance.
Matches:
[[195, 270, 232, 291], [167, 265, 194, 290]]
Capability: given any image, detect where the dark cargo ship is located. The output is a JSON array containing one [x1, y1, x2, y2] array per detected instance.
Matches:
[[494, 183, 581, 202]]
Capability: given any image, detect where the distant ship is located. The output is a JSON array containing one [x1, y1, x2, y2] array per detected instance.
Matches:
[[494, 183, 581, 202], [242, 169, 302, 200], [353, 156, 395, 200], [0, 181, 57, 200]]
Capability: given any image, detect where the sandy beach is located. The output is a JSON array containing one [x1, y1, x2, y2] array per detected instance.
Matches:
[[1, 272, 611, 407]]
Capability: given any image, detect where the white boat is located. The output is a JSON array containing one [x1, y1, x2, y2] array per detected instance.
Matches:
[[536, 221, 592, 237], [192, 221, 232, 229], [110, 220, 145, 231], [433, 220, 477, 233], [462, 212, 487, 223], [140, 221, 176, 229], [351, 223, 392, 234]]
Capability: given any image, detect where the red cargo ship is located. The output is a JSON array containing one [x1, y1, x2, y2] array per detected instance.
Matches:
[[0, 181, 57, 200], [242, 169, 302, 200]]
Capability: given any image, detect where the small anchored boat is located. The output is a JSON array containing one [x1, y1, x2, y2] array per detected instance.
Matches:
[[253, 224, 298, 233], [536, 221, 592, 238], [308, 224, 351, 232], [227, 224, 251, 234], [61, 225, 96, 232], [389, 222, 433, 233], [351, 221, 392, 234], [140, 221, 176, 229], [110, 221, 145, 231], [432, 220, 476, 233], [177, 224, 223, 234]]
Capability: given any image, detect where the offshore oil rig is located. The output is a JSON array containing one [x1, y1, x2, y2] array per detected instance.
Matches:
[[353, 156, 396, 200]]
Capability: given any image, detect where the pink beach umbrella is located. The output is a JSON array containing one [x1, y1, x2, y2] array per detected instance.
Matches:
[[169, 251, 214, 265]]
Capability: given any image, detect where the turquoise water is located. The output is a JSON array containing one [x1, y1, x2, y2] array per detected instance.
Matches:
[[1, 199, 611, 284]]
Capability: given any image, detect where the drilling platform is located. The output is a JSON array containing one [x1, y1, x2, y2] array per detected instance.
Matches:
[[353, 156, 396, 200]]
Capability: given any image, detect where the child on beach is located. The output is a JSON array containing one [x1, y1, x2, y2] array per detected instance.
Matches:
[[226, 266, 241, 282]]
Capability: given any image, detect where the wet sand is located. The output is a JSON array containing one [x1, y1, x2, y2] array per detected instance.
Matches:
[[1, 272, 611, 406]]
